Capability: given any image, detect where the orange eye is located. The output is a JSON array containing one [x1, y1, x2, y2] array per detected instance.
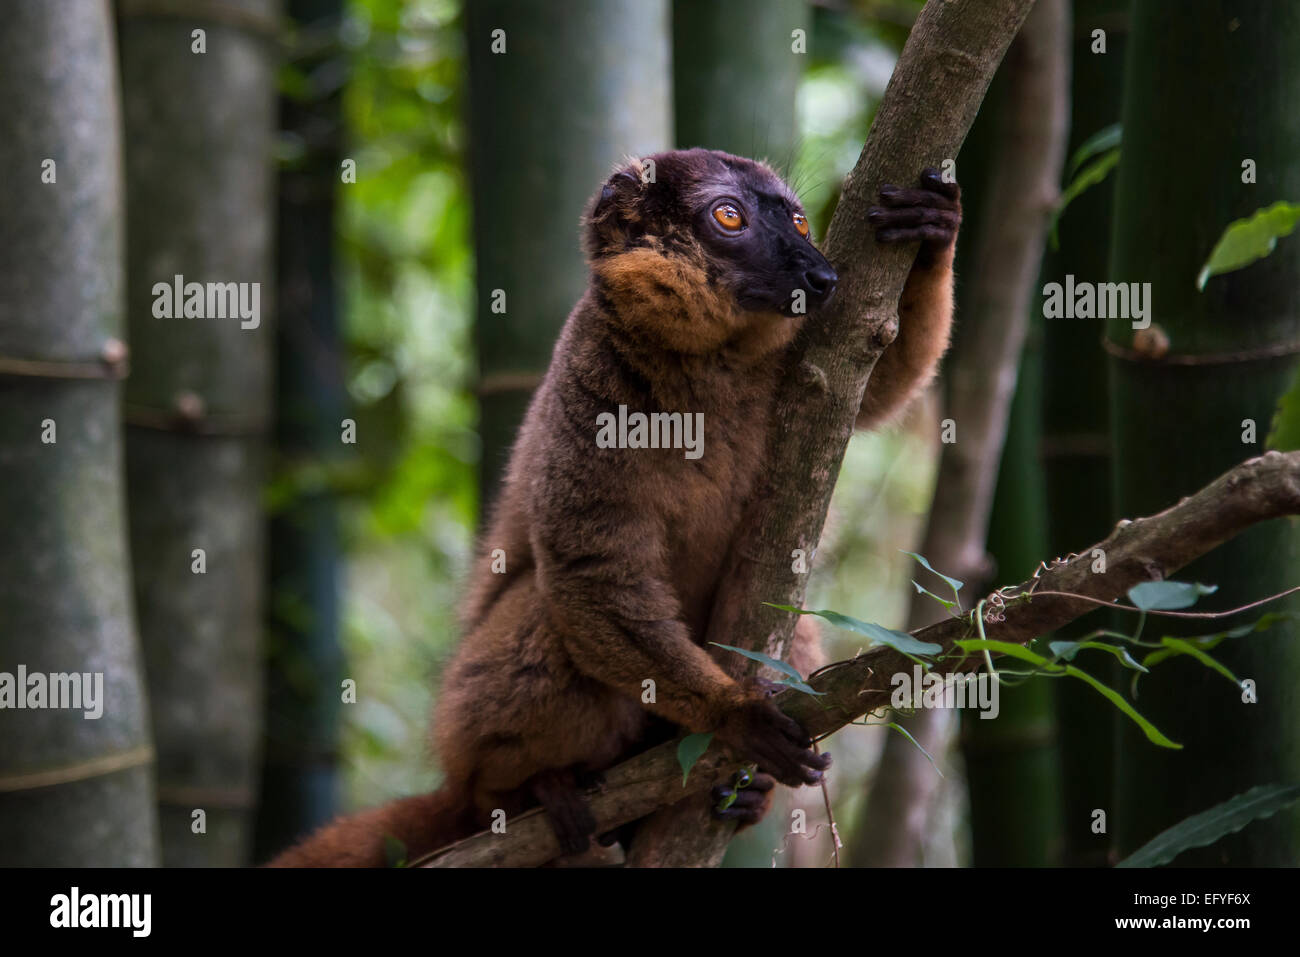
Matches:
[[713, 203, 744, 231], [793, 212, 810, 238]]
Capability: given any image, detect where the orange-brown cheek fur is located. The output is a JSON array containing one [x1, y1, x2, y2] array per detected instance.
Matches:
[[594, 244, 798, 358]]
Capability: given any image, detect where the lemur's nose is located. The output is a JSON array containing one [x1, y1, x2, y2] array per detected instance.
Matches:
[[803, 265, 838, 302]]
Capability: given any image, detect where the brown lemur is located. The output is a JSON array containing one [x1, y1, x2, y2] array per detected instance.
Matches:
[[269, 148, 960, 866]]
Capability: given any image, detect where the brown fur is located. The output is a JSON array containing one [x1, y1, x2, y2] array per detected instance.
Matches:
[[266, 790, 475, 867], [856, 242, 956, 428], [268, 150, 956, 866]]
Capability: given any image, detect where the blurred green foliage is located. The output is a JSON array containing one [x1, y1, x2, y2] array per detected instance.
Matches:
[[333, 0, 476, 804]]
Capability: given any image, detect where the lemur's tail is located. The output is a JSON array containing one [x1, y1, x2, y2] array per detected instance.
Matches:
[[265, 788, 477, 867]]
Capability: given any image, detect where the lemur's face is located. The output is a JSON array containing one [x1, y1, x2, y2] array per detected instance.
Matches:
[[585, 149, 839, 354], [690, 163, 837, 317]]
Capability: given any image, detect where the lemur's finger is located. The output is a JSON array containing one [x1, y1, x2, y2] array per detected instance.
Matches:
[[876, 184, 960, 211], [876, 225, 958, 246], [794, 753, 827, 786], [868, 205, 959, 230], [920, 166, 961, 200]]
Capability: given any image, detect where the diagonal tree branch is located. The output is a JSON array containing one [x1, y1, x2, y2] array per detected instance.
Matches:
[[419, 450, 1300, 867], [626, 0, 1040, 867]]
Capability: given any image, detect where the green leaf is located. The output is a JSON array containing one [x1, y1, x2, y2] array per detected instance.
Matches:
[[1065, 665, 1180, 749], [1049, 148, 1120, 249], [779, 606, 942, 656], [715, 785, 738, 812], [1197, 201, 1300, 290], [900, 550, 964, 594], [1141, 613, 1294, 667], [911, 581, 957, 609], [1267, 362, 1300, 451], [709, 642, 810, 687], [1127, 580, 1217, 611], [1049, 639, 1149, 672], [1151, 637, 1241, 686], [957, 639, 1179, 748], [955, 638, 1057, 669], [677, 732, 714, 786], [886, 722, 944, 779], [1220, 611, 1296, 638], [1117, 783, 1300, 868], [1065, 122, 1122, 181]]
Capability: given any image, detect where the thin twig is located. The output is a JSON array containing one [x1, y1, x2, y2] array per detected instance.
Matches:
[[1008, 585, 1300, 620]]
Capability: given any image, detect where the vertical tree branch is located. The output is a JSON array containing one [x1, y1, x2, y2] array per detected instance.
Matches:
[[854, 0, 1069, 868], [627, 0, 1040, 867]]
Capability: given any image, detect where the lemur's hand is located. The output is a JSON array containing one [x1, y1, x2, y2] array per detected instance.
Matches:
[[715, 679, 831, 788], [868, 167, 961, 263], [710, 768, 776, 825]]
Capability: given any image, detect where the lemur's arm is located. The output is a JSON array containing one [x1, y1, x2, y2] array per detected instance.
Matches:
[[855, 168, 961, 429]]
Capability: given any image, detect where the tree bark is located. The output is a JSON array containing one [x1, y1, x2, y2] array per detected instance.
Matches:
[[0, 0, 160, 866], [118, 0, 281, 866], [421, 450, 1300, 867]]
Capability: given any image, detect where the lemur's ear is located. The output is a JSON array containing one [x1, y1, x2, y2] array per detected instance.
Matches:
[[585, 162, 648, 256]]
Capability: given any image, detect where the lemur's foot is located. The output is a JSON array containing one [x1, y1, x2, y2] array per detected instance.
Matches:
[[530, 767, 597, 856], [868, 167, 961, 254], [711, 768, 777, 825]]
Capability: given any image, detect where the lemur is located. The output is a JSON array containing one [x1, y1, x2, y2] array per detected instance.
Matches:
[[270, 148, 960, 866]]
